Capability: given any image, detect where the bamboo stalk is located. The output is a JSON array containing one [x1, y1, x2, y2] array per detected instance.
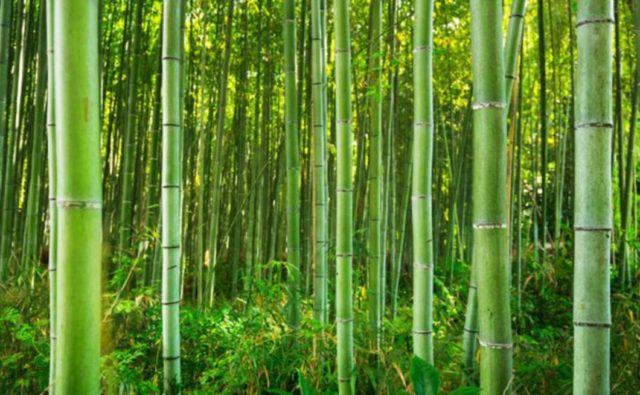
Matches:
[[53, 0, 102, 392], [161, 0, 183, 391], [335, 0, 354, 391], [573, 1, 613, 393], [470, 0, 513, 392], [412, 0, 435, 364]]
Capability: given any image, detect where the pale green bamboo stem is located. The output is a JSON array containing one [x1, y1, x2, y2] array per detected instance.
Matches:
[[367, 0, 383, 351], [311, 0, 328, 325], [46, 0, 57, 390], [573, 1, 613, 393], [461, 0, 528, 375], [412, 0, 434, 364], [161, 0, 183, 391], [283, 0, 301, 330], [53, 0, 102, 392], [504, 0, 527, 108], [470, 0, 513, 393], [335, 0, 354, 392]]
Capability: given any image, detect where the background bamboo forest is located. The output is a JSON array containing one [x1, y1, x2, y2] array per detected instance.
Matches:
[[0, 0, 638, 394]]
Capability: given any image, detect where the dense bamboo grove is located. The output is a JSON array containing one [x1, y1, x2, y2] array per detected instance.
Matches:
[[0, 0, 638, 394]]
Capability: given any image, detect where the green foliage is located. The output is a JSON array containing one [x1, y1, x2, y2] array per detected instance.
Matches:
[[410, 357, 439, 395], [0, 305, 49, 393], [298, 371, 316, 395], [1, 267, 640, 393], [410, 357, 479, 395]]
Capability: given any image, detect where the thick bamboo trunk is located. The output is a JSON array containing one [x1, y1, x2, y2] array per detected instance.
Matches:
[[367, 0, 383, 351], [53, 0, 102, 392], [573, 1, 613, 393], [412, 0, 434, 364], [469, 0, 513, 393], [311, 0, 328, 325], [46, 0, 57, 390], [335, 0, 354, 392], [461, 0, 528, 376], [283, 0, 301, 330], [161, 0, 183, 391]]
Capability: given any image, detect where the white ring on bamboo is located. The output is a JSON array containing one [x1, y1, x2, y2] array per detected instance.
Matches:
[[413, 45, 431, 53], [472, 101, 506, 110], [56, 200, 102, 209], [473, 223, 507, 229], [477, 337, 513, 350]]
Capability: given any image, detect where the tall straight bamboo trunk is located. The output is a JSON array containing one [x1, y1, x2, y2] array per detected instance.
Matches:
[[194, 4, 208, 307], [537, 0, 548, 264], [117, 0, 143, 256], [335, 0, 354, 392], [46, 0, 57, 390], [573, 1, 613, 393], [161, 0, 183, 392], [311, 0, 328, 325], [283, 0, 301, 330], [367, 0, 383, 351], [382, 0, 398, 322], [504, 0, 527, 108], [461, 0, 527, 377], [207, 0, 234, 306], [22, 2, 48, 272], [145, 48, 163, 286], [0, 0, 11, 206], [412, 0, 434, 364], [0, 0, 23, 283], [384, 0, 398, 322], [53, 0, 102, 392], [469, 0, 512, 393]]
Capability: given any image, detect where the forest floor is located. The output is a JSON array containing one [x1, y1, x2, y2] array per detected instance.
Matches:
[[1, 258, 638, 394]]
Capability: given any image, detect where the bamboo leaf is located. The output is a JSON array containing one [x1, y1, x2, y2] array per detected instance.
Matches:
[[410, 357, 439, 395]]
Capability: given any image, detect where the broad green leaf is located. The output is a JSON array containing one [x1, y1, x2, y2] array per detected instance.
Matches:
[[410, 357, 440, 395]]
